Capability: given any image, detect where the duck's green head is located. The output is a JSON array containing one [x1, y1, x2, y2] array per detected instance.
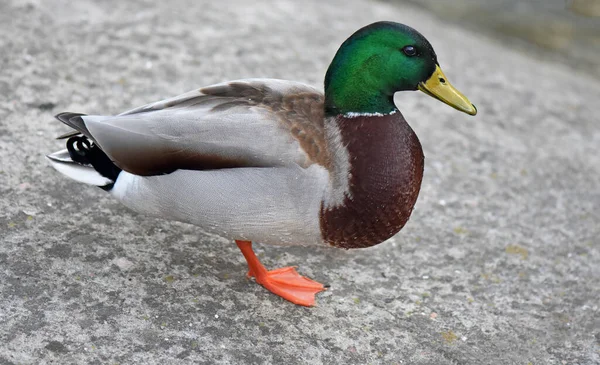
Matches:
[[324, 21, 477, 116]]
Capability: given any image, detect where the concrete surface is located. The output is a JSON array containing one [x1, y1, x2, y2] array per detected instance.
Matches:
[[1, 0, 599, 364], [392, 0, 600, 78]]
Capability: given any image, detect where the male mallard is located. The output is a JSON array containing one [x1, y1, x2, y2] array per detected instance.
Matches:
[[47, 21, 476, 306]]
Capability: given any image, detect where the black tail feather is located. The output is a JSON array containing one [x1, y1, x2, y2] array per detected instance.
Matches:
[[66, 136, 121, 183]]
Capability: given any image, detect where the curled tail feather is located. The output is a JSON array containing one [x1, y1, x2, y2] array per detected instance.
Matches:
[[47, 113, 121, 191]]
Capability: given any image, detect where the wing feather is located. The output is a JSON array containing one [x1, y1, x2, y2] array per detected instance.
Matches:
[[73, 79, 327, 176]]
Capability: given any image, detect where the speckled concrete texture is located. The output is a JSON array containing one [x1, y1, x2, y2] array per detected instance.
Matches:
[[1, 0, 599, 364]]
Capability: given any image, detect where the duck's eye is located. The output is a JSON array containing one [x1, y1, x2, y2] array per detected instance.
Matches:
[[402, 45, 417, 56]]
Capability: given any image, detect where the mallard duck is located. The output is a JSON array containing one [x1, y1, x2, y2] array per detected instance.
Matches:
[[47, 21, 476, 306]]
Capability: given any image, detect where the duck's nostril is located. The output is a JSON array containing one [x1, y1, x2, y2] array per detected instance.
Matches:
[[439, 78, 446, 84]]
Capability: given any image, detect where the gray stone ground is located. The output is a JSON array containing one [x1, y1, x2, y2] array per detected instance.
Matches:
[[1, 0, 599, 364]]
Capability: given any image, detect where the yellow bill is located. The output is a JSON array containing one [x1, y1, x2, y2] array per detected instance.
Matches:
[[418, 65, 477, 116]]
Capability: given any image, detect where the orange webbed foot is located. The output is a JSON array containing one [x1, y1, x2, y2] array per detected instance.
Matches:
[[249, 266, 325, 307], [236, 240, 326, 307]]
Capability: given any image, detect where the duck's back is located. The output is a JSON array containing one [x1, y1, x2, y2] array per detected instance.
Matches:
[[65, 79, 328, 176]]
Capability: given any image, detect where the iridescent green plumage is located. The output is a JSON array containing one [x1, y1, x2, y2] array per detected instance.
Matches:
[[324, 22, 438, 115]]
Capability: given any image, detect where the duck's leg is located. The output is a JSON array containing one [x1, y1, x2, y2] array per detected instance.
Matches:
[[235, 240, 325, 306]]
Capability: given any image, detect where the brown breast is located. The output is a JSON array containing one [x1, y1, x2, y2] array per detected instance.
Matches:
[[319, 112, 424, 249]]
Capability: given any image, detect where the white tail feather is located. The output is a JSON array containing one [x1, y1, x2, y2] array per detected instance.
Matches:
[[46, 149, 113, 186]]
